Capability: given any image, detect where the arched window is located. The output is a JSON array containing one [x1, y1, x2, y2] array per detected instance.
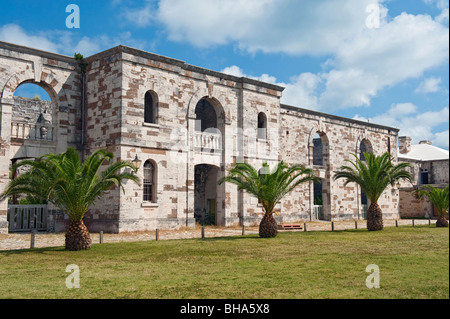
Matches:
[[359, 139, 373, 161], [143, 160, 156, 202], [257, 112, 267, 139], [144, 91, 157, 124]]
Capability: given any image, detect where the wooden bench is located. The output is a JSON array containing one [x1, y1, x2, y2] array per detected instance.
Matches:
[[278, 224, 303, 231]]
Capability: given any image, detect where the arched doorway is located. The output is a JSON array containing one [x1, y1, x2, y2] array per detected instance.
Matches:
[[194, 164, 221, 225], [6, 82, 57, 232], [311, 131, 331, 220]]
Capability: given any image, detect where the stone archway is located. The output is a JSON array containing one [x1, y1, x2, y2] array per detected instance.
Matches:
[[194, 164, 222, 225], [0, 41, 81, 234], [309, 129, 331, 221]]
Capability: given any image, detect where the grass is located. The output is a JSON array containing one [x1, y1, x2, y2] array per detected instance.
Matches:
[[0, 226, 448, 299]]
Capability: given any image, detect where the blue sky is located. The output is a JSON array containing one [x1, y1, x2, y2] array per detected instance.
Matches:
[[1, 0, 449, 149]]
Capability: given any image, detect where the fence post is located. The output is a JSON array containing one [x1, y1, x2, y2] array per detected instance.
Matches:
[[412, 219, 415, 227], [156, 229, 159, 241], [201, 226, 205, 239], [99, 231, 103, 244], [428, 218, 431, 226], [304, 223, 307, 232], [331, 221, 335, 232], [355, 221, 358, 229], [395, 220, 398, 227], [30, 230, 36, 249], [242, 225, 245, 236]]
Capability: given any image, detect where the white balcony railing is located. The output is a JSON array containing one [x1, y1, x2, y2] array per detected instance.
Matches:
[[11, 122, 54, 141], [193, 131, 222, 152]]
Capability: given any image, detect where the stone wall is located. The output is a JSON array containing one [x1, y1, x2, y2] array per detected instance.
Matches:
[[12, 96, 54, 124], [0, 41, 82, 234], [278, 105, 399, 222], [1, 42, 404, 234], [398, 158, 448, 218]]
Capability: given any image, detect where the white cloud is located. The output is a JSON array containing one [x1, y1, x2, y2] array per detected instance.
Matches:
[[424, 0, 450, 23], [221, 65, 277, 85], [433, 130, 450, 149], [353, 103, 449, 149], [0, 24, 147, 57], [160, 1, 448, 111], [123, 4, 155, 27], [221, 65, 246, 78], [282, 73, 321, 109], [156, 0, 382, 55], [0, 24, 59, 53], [415, 77, 442, 94], [319, 12, 449, 110], [221, 65, 321, 109]]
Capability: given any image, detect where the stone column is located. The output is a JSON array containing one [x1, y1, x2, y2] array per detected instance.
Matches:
[[186, 116, 196, 228], [0, 98, 14, 234], [55, 105, 69, 154]]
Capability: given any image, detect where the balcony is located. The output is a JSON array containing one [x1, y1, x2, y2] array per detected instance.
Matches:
[[193, 131, 222, 153], [11, 122, 54, 141]]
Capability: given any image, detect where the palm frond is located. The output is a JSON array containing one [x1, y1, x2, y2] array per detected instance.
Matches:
[[334, 152, 412, 204], [220, 161, 318, 214], [0, 148, 140, 222]]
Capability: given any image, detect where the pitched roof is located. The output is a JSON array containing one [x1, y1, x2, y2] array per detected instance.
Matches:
[[398, 143, 449, 161]]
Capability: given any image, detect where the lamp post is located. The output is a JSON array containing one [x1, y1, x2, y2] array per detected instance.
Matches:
[[131, 154, 142, 172]]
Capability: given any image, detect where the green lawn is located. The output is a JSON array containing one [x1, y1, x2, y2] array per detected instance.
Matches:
[[0, 226, 448, 299]]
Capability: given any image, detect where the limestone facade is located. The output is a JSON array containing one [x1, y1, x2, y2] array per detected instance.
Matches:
[[0, 41, 401, 234], [397, 137, 449, 219]]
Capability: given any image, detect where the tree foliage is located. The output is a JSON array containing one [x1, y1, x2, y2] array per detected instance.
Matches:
[[334, 152, 412, 204], [1, 148, 140, 222], [219, 161, 318, 216]]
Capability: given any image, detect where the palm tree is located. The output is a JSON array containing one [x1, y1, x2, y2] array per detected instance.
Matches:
[[417, 185, 449, 227], [219, 161, 318, 238], [0, 148, 140, 250], [334, 152, 412, 231]]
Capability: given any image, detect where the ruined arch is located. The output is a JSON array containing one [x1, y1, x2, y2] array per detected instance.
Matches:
[[2, 71, 70, 108]]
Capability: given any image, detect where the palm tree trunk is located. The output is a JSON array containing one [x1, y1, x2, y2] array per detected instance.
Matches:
[[259, 212, 278, 238], [65, 220, 92, 251], [436, 214, 449, 227], [366, 202, 383, 231]]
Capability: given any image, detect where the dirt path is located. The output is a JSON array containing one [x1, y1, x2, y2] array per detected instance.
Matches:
[[0, 219, 433, 251]]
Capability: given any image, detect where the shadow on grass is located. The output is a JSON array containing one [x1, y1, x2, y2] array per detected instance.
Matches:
[[0, 246, 66, 256], [200, 234, 262, 242], [1, 225, 442, 255]]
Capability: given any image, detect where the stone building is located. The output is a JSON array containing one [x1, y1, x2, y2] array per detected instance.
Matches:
[[0, 41, 400, 234], [397, 137, 449, 219]]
